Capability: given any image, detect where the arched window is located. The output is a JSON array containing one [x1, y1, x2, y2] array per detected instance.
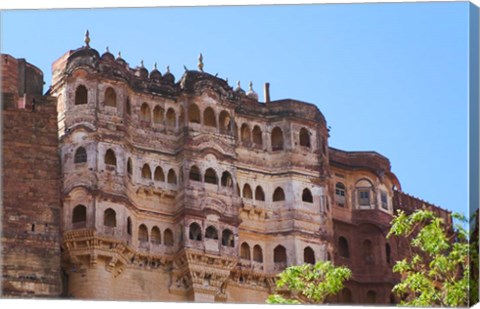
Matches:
[[138, 224, 148, 242], [205, 226, 218, 240], [356, 179, 373, 207], [341, 288, 352, 303], [221, 171, 233, 188], [142, 164, 152, 179], [253, 245, 263, 262], [140, 103, 151, 123], [166, 108, 176, 128], [366, 291, 377, 304], [219, 110, 230, 133], [74, 147, 87, 163], [127, 217, 132, 235], [72, 205, 87, 224], [390, 293, 396, 304], [140, 103, 151, 124], [381, 191, 388, 210], [189, 223, 202, 241], [241, 124, 251, 144], [188, 103, 201, 124], [273, 245, 287, 263], [271, 127, 284, 151], [338, 237, 349, 258], [164, 228, 174, 246], [189, 165, 201, 181], [221, 229, 234, 247], [304, 246, 315, 264], [243, 184, 253, 199], [75, 85, 88, 105], [302, 188, 313, 203], [386, 243, 391, 264], [203, 107, 216, 127], [103, 208, 116, 227], [335, 182, 346, 207], [240, 242, 251, 260], [299, 128, 311, 147], [154, 166, 165, 182], [126, 97, 131, 115], [105, 149, 116, 166], [252, 125, 263, 147], [255, 186, 265, 201], [127, 158, 132, 176], [273, 187, 285, 202], [151, 226, 161, 244], [153, 105, 164, 124], [204, 168, 218, 185], [167, 169, 177, 184], [105, 87, 116, 107]]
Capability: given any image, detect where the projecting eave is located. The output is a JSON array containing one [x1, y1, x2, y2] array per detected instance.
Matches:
[[328, 146, 400, 185], [266, 98, 326, 124]]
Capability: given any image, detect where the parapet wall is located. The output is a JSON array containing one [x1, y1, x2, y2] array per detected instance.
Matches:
[[2, 54, 44, 110], [393, 190, 451, 223]]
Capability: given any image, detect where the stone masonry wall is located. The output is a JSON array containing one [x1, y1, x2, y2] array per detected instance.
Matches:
[[1, 96, 62, 297]]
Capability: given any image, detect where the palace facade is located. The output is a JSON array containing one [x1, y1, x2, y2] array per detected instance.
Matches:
[[1, 39, 451, 303]]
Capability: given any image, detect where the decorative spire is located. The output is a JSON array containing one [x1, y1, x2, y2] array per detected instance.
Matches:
[[154, 62, 157, 70], [117, 51, 122, 59], [247, 81, 258, 100], [236, 81, 241, 90], [140, 60, 144, 68], [106, 46, 109, 53], [166, 65, 171, 74], [84, 30, 91, 48], [198, 53, 204, 72]]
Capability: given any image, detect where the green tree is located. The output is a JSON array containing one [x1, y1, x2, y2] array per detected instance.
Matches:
[[387, 209, 471, 307], [266, 261, 352, 304]]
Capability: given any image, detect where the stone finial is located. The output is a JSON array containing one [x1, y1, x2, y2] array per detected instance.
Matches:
[[198, 53, 204, 72], [84, 30, 91, 48], [140, 60, 144, 68], [117, 51, 122, 59], [166, 66, 171, 74], [106, 46, 109, 53], [154, 62, 157, 70], [247, 81, 258, 100], [236, 81, 241, 90]]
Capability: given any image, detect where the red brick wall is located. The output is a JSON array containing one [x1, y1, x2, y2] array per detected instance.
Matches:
[[2, 55, 20, 110], [1, 94, 62, 296]]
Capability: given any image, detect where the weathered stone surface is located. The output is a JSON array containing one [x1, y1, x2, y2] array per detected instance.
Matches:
[[1, 48, 451, 304], [2, 55, 61, 298]]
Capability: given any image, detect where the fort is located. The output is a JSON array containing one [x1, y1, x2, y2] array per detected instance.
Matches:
[[1, 34, 451, 303]]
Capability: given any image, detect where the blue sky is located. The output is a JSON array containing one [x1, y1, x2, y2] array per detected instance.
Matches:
[[0, 3, 470, 216]]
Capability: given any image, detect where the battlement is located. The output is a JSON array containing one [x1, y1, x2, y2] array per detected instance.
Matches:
[[2, 54, 48, 110], [393, 190, 451, 223]]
